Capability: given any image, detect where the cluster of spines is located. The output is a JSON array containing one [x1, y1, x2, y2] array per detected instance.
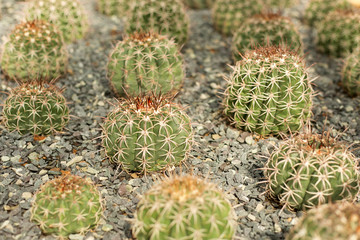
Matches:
[[96, 0, 129, 16], [341, 49, 360, 96], [182, 0, 214, 9]]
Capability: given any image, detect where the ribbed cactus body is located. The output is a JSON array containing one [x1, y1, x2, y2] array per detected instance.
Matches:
[[133, 175, 236, 240], [212, 0, 264, 36], [96, 0, 129, 16], [232, 14, 302, 60], [107, 33, 184, 96], [265, 133, 360, 211], [31, 174, 103, 238], [125, 0, 189, 45], [102, 96, 193, 173], [342, 49, 360, 96], [182, 0, 214, 9], [26, 0, 88, 43], [287, 202, 360, 240], [316, 10, 360, 57], [2, 83, 69, 135], [0, 20, 67, 81], [304, 0, 351, 27], [224, 46, 313, 136]]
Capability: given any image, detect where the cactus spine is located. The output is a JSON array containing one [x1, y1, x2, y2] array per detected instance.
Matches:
[[341, 49, 360, 96], [96, 0, 129, 16], [182, 0, 214, 9]]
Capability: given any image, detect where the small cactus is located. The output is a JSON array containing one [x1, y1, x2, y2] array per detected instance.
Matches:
[[287, 202, 360, 240], [212, 0, 264, 36], [125, 0, 189, 45], [304, 0, 351, 27], [26, 0, 89, 43], [316, 9, 360, 58], [96, 0, 129, 16], [2, 82, 69, 136], [182, 0, 214, 9], [132, 174, 237, 240], [107, 32, 184, 96], [30, 173, 104, 238], [264, 131, 360, 211], [224, 46, 313, 136], [102, 95, 193, 174], [0, 20, 68, 81], [341, 49, 360, 96], [232, 13, 302, 60]]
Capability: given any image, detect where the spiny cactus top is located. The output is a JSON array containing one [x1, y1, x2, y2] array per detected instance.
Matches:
[[133, 175, 237, 239], [212, 0, 264, 36], [264, 132, 360, 211], [0, 20, 68, 81], [304, 0, 351, 27], [30, 174, 104, 238], [263, 0, 299, 8], [182, 0, 214, 9], [26, 0, 89, 43], [232, 14, 302, 61], [125, 0, 189, 45], [287, 202, 360, 240], [224, 46, 313, 136], [341, 49, 360, 97], [96, 0, 129, 16], [102, 95, 193, 174], [2, 83, 69, 136], [107, 32, 184, 96]]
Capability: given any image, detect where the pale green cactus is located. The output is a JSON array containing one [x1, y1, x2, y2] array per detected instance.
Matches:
[[96, 0, 129, 16], [341, 48, 360, 96]]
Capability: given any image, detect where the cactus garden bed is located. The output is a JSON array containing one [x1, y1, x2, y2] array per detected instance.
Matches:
[[1, 0, 360, 239]]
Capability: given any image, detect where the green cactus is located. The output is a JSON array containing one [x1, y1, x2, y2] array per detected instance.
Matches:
[[26, 0, 89, 43], [264, 132, 360, 211], [125, 0, 189, 45], [341, 49, 360, 96], [316, 10, 360, 58], [224, 46, 313, 136], [2, 83, 69, 136], [96, 0, 129, 16], [133, 175, 237, 240], [212, 0, 264, 36], [263, 0, 299, 8], [0, 20, 68, 81], [30, 174, 104, 238], [102, 95, 193, 174], [304, 0, 351, 27], [182, 0, 214, 9], [107, 32, 184, 96], [287, 202, 360, 240], [232, 14, 302, 60]]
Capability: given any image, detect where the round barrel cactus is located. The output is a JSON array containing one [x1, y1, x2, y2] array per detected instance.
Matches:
[[316, 10, 360, 58], [133, 175, 237, 240], [304, 0, 351, 27], [224, 46, 313, 136], [2, 83, 69, 136], [232, 14, 302, 60], [96, 0, 129, 16], [182, 0, 214, 9], [287, 202, 360, 239], [102, 95, 193, 173], [107, 32, 184, 96], [0, 20, 68, 81], [341, 49, 360, 96], [26, 0, 89, 43], [265, 132, 360, 211], [31, 174, 104, 238], [212, 0, 264, 36], [125, 0, 189, 45]]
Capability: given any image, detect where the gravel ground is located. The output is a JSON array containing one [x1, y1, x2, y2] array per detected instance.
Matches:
[[1, 0, 360, 240]]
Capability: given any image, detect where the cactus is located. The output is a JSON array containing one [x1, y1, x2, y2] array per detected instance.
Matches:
[[102, 95, 193, 174], [341, 49, 360, 96], [96, 0, 129, 16], [232, 14, 302, 60], [132, 174, 236, 240], [264, 131, 360, 211], [287, 202, 360, 240], [125, 0, 189, 45], [107, 32, 184, 97], [2, 82, 69, 136], [30, 173, 104, 238], [224, 46, 313, 136], [26, 0, 89, 43], [182, 0, 214, 9], [304, 0, 351, 27], [0, 20, 68, 81], [316, 10, 360, 58], [263, 0, 299, 8], [212, 0, 264, 36]]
